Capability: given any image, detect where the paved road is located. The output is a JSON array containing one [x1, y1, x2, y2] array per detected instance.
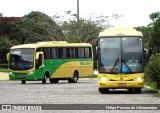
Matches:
[[0, 79, 159, 113]]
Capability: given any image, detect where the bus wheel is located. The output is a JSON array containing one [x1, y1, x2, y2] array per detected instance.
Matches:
[[42, 74, 47, 84], [49, 78, 59, 83], [134, 88, 141, 94], [21, 80, 26, 84], [68, 71, 78, 83], [99, 88, 109, 94]]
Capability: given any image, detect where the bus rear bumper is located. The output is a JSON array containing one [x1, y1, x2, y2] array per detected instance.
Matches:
[[98, 81, 144, 89]]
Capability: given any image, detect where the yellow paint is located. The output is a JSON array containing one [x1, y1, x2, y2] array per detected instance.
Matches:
[[98, 73, 144, 88], [51, 61, 93, 78], [99, 27, 143, 37]]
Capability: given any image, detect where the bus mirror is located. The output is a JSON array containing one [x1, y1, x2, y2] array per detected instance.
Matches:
[[36, 52, 44, 69], [96, 46, 100, 59], [36, 52, 43, 60], [36, 52, 39, 60], [6, 53, 9, 62], [144, 48, 148, 61]]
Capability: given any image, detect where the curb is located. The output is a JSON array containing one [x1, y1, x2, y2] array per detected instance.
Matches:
[[0, 72, 9, 80]]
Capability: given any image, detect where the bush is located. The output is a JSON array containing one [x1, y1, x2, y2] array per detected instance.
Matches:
[[145, 54, 160, 90]]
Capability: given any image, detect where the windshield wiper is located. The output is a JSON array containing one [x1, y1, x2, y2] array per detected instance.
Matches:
[[111, 52, 119, 72], [122, 60, 132, 73]]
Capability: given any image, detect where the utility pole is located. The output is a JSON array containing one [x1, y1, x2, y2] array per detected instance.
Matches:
[[77, 0, 79, 22]]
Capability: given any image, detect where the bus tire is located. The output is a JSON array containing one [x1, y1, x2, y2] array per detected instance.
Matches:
[[42, 74, 47, 84], [49, 78, 59, 83], [99, 88, 109, 94], [21, 80, 26, 84], [68, 71, 78, 83], [134, 88, 141, 94]]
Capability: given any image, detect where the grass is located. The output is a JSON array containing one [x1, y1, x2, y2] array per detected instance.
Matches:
[[82, 74, 97, 78], [144, 81, 160, 94], [0, 68, 9, 72], [145, 81, 157, 89]]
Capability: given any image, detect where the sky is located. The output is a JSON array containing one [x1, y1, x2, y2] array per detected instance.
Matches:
[[0, 0, 160, 27]]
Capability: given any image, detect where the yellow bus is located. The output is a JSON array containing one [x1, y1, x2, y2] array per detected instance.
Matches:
[[97, 27, 144, 94], [7, 41, 93, 84]]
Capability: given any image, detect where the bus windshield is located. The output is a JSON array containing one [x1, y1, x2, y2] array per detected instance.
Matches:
[[9, 48, 34, 70], [98, 37, 143, 73]]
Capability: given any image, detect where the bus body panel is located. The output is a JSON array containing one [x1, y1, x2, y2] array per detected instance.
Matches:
[[50, 60, 93, 78], [98, 73, 144, 88]]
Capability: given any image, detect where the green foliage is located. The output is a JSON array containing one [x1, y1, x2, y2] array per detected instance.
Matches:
[[149, 12, 160, 22], [135, 26, 152, 48], [144, 12, 160, 62], [0, 68, 9, 72], [145, 81, 157, 89], [145, 55, 160, 89], [81, 74, 97, 78], [150, 21, 160, 53], [12, 11, 64, 44], [148, 12, 160, 52], [0, 36, 18, 50]]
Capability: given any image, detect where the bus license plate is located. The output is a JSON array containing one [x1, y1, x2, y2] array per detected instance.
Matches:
[[18, 75, 24, 78], [118, 83, 126, 87]]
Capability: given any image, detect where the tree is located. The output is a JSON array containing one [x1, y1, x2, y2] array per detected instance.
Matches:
[[135, 26, 152, 48], [145, 54, 160, 89], [62, 19, 102, 44], [59, 12, 122, 44], [147, 12, 160, 59], [144, 12, 160, 87], [12, 11, 64, 44], [149, 12, 160, 23], [0, 16, 20, 59]]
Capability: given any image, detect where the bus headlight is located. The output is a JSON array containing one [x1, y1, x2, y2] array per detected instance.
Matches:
[[133, 77, 143, 81], [28, 71, 34, 75], [100, 77, 110, 81], [94, 70, 99, 75], [9, 72, 13, 75]]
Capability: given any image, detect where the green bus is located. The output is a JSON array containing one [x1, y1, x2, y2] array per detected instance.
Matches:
[[7, 41, 93, 84]]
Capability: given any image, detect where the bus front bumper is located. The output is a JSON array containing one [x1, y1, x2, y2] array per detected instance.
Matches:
[[9, 72, 36, 80], [98, 80, 144, 89]]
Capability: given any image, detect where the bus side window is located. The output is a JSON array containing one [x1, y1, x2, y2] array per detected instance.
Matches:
[[75, 48, 78, 58], [78, 48, 85, 58], [58, 48, 62, 58], [66, 48, 71, 58], [84, 47, 91, 58]]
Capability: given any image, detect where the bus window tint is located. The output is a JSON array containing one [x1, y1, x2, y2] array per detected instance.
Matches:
[[42, 47, 92, 59], [78, 48, 85, 58], [84, 48, 90, 58], [51, 48, 58, 58]]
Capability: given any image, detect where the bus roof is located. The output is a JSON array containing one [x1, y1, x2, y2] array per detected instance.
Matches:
[[10, 41, 92, 49], [99, 27, 143, 37]]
